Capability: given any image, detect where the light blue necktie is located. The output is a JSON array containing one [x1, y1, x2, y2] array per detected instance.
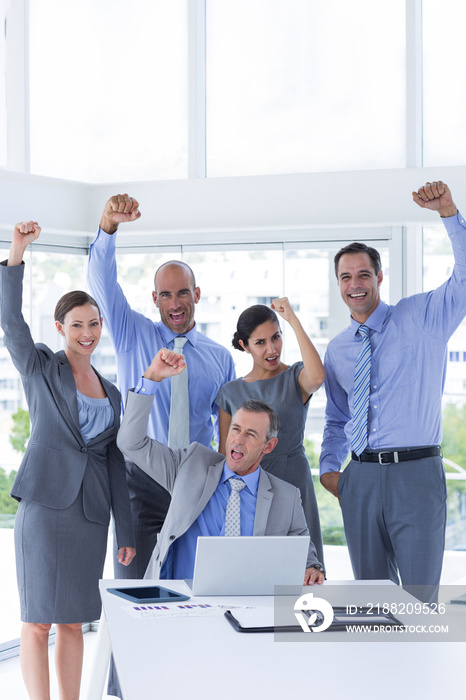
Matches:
[[351, 325, 371, 456], [168, 336, 189, 449]]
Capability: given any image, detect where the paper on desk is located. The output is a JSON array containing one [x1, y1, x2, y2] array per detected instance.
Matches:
[[125, 603, 256, 619]]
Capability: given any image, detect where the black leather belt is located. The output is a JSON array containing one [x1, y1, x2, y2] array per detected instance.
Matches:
[[351, 446, 442, 465]]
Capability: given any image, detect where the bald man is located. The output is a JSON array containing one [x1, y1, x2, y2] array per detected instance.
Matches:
[[88, 194, 235, 583]]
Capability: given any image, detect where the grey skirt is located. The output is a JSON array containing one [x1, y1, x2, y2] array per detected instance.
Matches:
[[15, 489, 108, 623]]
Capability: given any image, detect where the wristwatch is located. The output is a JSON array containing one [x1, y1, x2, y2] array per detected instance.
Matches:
[[312, 564, 325, 573]]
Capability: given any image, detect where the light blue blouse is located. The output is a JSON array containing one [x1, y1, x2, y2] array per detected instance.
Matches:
[[77, 390, 113, 443]]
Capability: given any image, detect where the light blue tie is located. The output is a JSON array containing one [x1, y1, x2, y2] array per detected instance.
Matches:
[[168, 336, 189, 449], [351, 325, 371, 456]]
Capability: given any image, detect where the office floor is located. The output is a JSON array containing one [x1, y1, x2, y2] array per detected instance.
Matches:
[[1, 545, 465, 700], [0, 631, 117, 700]]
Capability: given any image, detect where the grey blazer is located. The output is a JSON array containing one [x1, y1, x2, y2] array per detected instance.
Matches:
[[118, 390, 322, 578], [0, 261, 133, 547]]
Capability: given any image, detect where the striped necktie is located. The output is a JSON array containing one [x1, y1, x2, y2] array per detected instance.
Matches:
[[351, 324, 371, 456]]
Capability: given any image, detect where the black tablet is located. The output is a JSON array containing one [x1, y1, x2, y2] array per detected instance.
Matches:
[[108, 585, 190, 604]]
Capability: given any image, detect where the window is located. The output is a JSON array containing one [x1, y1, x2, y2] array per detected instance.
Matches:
[[206, 0, 406, 177], [183, 247, 284, 377], [423, 0, 466, 167], [28, 0, 188, 182], [0, 0, 7, 168]]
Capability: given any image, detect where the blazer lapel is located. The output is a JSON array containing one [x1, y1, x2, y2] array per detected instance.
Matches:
[[94, 369, 121, 430], [55, 351, 83, 444], [253, 469, 273, 535]]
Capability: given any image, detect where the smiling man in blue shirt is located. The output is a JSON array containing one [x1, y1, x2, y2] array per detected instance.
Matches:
[[320, 181, 466, 599]]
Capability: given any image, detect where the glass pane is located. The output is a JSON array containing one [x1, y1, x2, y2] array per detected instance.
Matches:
[[423, 0, 466, 166], [183, 248, 284, 377], [423, 224, 466, 550], [0, 0, 7, 169], [206, 0, 406, 177], [29, 0, 188, 182]]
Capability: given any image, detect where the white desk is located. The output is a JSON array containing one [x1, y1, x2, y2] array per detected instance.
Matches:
[[99, 579, 466, 700]]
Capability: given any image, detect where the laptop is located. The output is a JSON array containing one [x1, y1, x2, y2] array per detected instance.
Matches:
[[190, 535, 310, 596]]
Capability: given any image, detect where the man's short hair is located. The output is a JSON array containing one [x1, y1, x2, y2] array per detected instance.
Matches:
[[237, 399, 280, 440], [334, 242, 382, 278], [154, 260, 197, 291]]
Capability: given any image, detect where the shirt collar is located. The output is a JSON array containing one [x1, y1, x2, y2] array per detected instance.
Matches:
[[350, 300, 388, 337], [159, 321, 198, 348], [220, 461, 260, 496]]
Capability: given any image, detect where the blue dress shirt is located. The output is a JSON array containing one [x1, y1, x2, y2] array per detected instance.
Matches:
[[161, 461, 260, 579], [320, 212, 466, 475], [87, 228, 236, 445]]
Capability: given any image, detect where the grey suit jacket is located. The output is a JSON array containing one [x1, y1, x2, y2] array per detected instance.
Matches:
[[118, 390, 322, 578], [0, 261, 133, 547]]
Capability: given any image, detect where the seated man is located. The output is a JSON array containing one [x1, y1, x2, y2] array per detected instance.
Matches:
[[118, 348, 325, 584]]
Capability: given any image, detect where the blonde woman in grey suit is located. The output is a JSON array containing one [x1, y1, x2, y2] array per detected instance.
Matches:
[[1, 221, 135, 700]]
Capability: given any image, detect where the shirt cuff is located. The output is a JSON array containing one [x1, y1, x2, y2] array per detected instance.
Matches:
[[442, 209, 466, 232], [89, 226, 118, 249], [134, 376, 160, 395], [319, 461, 341, 476]]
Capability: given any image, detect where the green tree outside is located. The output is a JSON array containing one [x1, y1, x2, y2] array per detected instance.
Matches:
[[442, 403, 466, 548], [0, 406, 29, 525], [304, 438, 347, 546], [9, 406, 30, 454], [0, 467, 18, 526]]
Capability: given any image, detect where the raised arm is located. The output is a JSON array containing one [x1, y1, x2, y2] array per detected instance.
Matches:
[[271, 297, 325, 402], [412, 180, 466, 339], [1, 222, 46, 377], [117, 349, 187, 490], [88, 194, 143, 354], [8, 221, 41, 266]]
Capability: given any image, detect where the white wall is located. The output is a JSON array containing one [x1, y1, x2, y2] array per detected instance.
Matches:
[[1, 166, 466, 251]]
